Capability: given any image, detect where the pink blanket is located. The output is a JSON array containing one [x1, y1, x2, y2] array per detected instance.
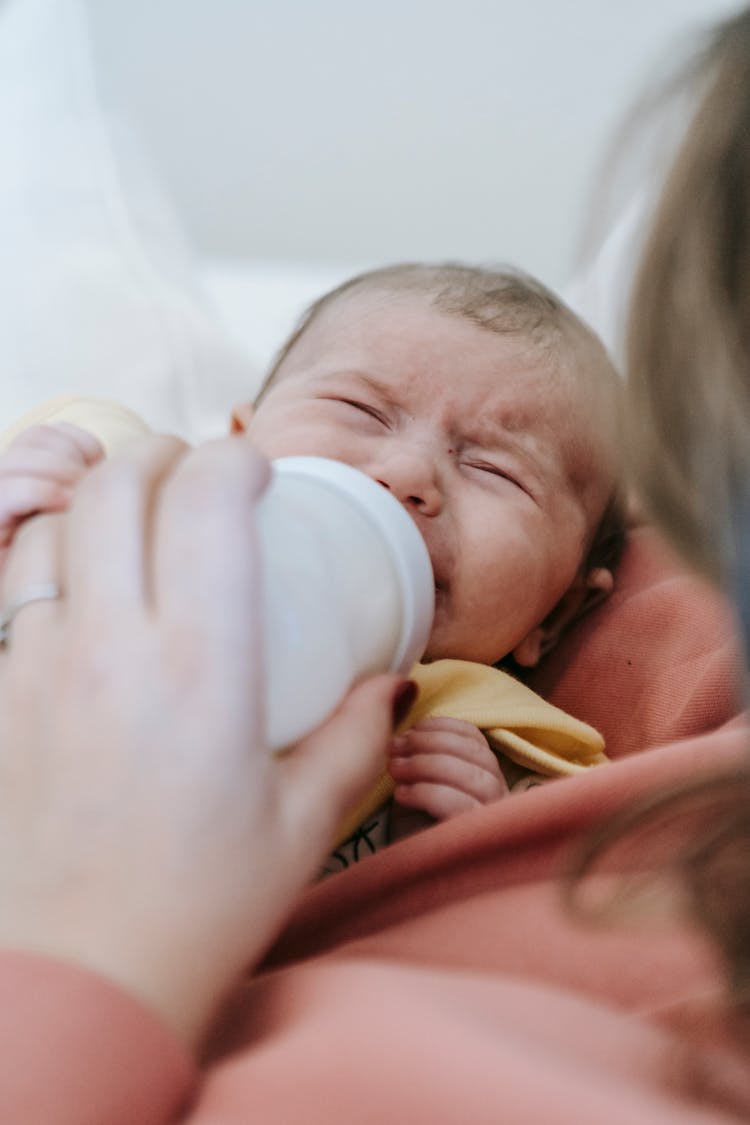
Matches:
[[528, 525, 742, 759]]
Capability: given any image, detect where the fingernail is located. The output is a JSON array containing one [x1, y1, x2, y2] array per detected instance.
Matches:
[[392, 680, 418, 729]]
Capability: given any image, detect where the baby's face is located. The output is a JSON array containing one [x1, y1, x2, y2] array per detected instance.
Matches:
[[244, 292, 611, 666]]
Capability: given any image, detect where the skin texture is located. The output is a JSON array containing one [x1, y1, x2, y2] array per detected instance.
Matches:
[[388, 716, 511, 824], [233, 291, 615, 824], [0, 435, 407, 1046], [0, 424, 507, 827], [237, 291, 614, 669], [0, 292, 614, 829], [0, 424, 104, 570], [0, 423, 507, 825]]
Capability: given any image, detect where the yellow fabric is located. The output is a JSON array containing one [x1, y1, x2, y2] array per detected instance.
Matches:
[[0, 399, 608, 847], [0, 395, 151, 455], [335, 659, 607, 843]]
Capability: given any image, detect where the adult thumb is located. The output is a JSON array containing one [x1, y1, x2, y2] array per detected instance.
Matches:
[[278, 674, 417, 845]]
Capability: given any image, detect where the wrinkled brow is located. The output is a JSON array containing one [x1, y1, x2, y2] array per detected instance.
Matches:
[[311, 369, 401, 406]]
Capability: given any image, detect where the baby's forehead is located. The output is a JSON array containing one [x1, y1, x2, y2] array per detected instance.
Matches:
[[299, 296, 594, 440], [303, 286, 454, 341], [278, 289, 595, 429], [288, 286, 553, 377], [271, 282, 619, 519]]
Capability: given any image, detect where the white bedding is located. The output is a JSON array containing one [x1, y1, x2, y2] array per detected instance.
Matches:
[[199, 258, 366, 384], [0, 0, 633, 448], [0, 0, 379, 443]]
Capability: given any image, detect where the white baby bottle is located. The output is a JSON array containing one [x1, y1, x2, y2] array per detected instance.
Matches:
[[257, 456, 434, 750]]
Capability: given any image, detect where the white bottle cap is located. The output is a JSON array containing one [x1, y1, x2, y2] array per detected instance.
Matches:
[[272, 457, 435, 671]]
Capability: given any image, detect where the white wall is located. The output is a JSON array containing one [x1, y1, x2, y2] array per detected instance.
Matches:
[[90, 0, 741, 288]]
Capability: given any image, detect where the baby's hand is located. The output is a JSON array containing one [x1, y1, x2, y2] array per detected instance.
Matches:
[[388, 716, 509, 828], [0, 424, 104, 565]]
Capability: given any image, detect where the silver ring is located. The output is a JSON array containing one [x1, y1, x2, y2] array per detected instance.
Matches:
[[0, 582, 62, 648]]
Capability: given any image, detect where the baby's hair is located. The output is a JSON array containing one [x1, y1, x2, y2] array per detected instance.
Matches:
[[257, 261, 626, 575], [258, 262, 611, 398]]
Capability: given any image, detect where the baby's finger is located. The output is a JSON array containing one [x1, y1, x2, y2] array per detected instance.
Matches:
[[389, 750, 508, 803], [393, 781, 478, 821], [389, 725, 497, 768]]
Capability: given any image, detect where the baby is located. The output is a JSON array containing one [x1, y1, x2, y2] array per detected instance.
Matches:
[[0, 263, 624, 861]]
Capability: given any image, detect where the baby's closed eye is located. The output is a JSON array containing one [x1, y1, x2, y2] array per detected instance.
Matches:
[[322, 397, 390, 428], [462, 457, 536, 501]]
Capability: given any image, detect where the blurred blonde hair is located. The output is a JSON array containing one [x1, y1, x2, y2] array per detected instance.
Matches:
[[626, 10, 750, 593], [574, 7, 750, 1041]]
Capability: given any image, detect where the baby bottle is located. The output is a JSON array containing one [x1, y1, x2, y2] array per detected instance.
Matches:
[[258, 456, 435, 750]]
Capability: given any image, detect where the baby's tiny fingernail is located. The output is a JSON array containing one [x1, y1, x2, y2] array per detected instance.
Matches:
[[392, 680, 418, 729]]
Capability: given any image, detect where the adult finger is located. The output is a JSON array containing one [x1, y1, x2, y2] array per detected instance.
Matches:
[[278, 674, 412, 848], [64, 435, 187, 612], [153, 438, 270, 660], [2, 512, 66, 597], [0, 513, 66, 650], [50, 422, 106, 464], [2, 425, 104, 479], [0, 478, 72, 544]]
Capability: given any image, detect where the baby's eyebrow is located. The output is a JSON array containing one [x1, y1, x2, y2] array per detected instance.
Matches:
[[313, 371, 564, 483], [458, 416, 538, 456], [313, 370, 401, 408], [458, 423, 563, 485]]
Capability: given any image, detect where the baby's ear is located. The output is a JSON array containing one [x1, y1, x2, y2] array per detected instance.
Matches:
[[230, 401, 255, 434], [511, 567, 614, 668]]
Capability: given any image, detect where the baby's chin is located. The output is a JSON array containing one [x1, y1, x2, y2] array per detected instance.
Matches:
[[419, 627, 501, 668], [420, 603, 509, 667]]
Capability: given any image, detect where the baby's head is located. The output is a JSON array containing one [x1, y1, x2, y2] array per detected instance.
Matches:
[[234, 263, 624, 668]]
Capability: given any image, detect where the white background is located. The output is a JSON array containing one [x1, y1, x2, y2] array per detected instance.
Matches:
[[90, 0, 741, 288]]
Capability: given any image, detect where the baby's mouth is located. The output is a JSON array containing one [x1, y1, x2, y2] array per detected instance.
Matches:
[[422, 537, 447, 599], [429, 557, 447, 596]]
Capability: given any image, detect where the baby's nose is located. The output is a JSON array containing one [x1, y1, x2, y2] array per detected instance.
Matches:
[[372, 449, 443, 517]]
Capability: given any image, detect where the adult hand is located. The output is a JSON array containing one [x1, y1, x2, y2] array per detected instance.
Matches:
[[0, 435, 407, 1047], [0, 422, 104, 570]]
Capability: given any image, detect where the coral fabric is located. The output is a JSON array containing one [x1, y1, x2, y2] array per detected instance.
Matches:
[[340, 656, 606, 842], [528, 524, 742, 760], [1, 725, 749, 1122], [0, 951, 192, 1124], [260, 721, 748, 973], [0, 411, 748, 1121]]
